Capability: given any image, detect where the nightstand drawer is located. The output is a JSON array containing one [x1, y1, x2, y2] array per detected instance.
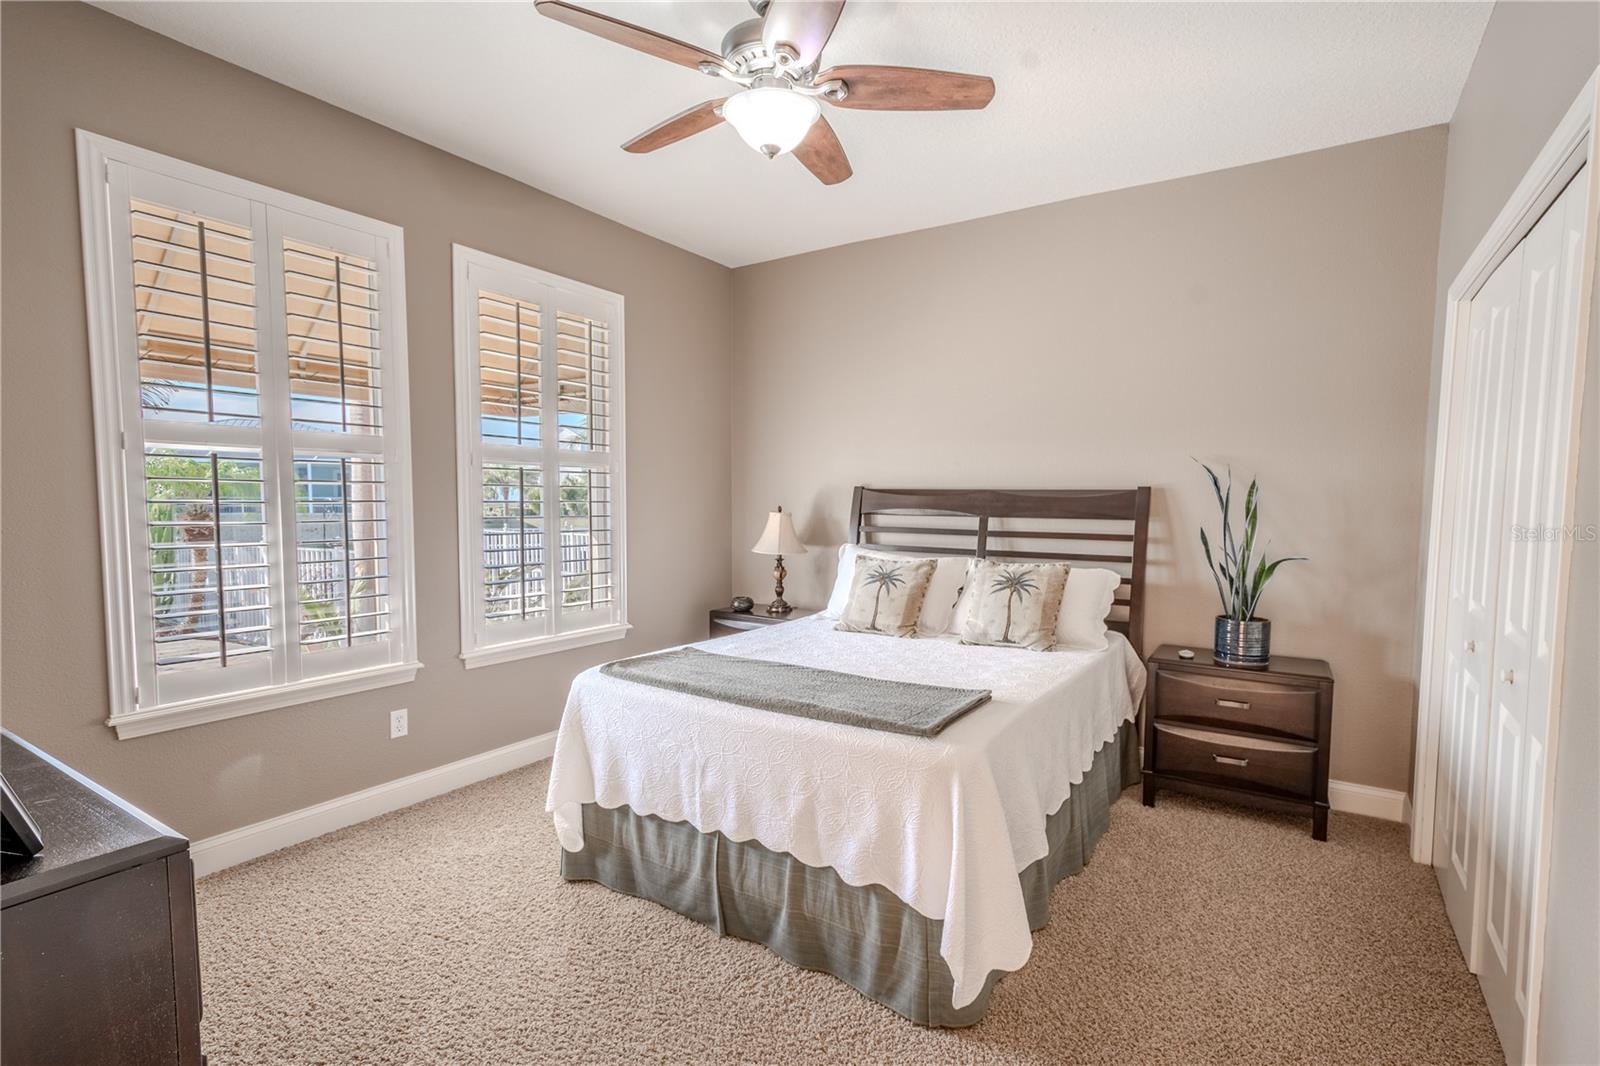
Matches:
[[1155, 670, 1318, 740], [1152, 721, 1315, 798], [710, 617, 767, 637]]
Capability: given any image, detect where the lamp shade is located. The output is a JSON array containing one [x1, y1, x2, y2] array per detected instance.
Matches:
[[722, 87, 820, 158], [751, 508, 807, 556]]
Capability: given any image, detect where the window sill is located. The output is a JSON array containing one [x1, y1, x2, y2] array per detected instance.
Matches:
[[107, 661, 423, 739], [460, 623, 631, 670]]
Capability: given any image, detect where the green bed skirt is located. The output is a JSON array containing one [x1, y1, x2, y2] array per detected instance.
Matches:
[[559, 719, 1139, 1027]]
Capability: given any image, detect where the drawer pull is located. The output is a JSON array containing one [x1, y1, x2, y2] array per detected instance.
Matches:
[[1213, 754, 1250, 768], [1215, 698, 1251, 710]]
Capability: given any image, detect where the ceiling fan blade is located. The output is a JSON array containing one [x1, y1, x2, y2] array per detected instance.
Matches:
[[622, 99, 728, 153], [761, 0, 846, 71], [534, 0, 723, 72], [817, 65, 995, 111], [792, 115, 851, 186]]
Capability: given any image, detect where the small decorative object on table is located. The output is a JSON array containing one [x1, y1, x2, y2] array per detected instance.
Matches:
[[730, 596, 754, 614], [750, 505, 808, 616], [1197, 462, 1305, 669]]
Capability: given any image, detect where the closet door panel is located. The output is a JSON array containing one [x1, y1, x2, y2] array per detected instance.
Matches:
[[1478, 166, 1590, 1064], [1433, 242, 1524, 962]]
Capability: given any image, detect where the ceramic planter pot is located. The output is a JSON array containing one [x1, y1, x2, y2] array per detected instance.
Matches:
[[1214, 615, 1271, 669]]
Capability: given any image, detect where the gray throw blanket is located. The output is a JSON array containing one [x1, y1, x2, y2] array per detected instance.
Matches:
[[600, 647, 992, 738]]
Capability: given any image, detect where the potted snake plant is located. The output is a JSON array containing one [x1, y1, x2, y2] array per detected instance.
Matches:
[[1197, 462, 1305, 668]]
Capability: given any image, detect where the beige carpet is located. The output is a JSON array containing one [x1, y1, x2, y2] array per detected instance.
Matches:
[[195, 761, 1503, 1065]]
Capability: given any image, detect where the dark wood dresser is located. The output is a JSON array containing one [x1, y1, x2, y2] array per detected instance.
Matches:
[[708, 605, 817, 638], [2, 731, 203, 1065], [1141, 645, 1335, 840]]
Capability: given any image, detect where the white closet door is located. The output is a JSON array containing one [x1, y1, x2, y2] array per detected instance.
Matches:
[[1477, 165, 1590, 1065], [1433, 240, 1524, 958]]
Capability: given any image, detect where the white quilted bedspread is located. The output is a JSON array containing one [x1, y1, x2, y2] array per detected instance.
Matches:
[[546, 616, 1145, 1009]]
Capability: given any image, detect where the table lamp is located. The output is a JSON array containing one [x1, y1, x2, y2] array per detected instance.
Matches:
[[751, 506, 807, 615]]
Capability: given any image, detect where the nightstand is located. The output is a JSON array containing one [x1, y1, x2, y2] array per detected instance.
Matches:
[[1141, 644, 1335, 840], [708, 605, 818, 639]]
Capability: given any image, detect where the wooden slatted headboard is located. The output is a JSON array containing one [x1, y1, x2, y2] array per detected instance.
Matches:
[[848, 486, 1153, 657]]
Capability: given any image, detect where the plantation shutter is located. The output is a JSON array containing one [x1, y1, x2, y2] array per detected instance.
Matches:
[[99, 157, 414, 717], [114, 168, 279, 707], [268, 211, 402, 679], [456, 249, 624, 659], [546, 295, 619, 634], [474, 288, 548, 644]]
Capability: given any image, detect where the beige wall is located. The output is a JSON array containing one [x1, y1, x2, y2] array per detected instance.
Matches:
[[0, 1, 1575, 858], [730, 128, 1449, 793], [0, 2, 733, 839], [1424, 1, 1598, 371]]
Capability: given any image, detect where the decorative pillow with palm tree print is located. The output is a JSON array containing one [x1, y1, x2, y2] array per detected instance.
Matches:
[[834, 552, 938, 638], [956, 559, 1070, 651]]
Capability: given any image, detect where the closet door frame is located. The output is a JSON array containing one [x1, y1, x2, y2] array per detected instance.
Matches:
[[1410, 67, 1599, 1063]]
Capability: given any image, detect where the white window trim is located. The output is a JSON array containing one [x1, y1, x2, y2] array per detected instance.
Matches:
[[76, 130, 422, 738], [101, 661, 421, 740], [459, 623, 631, 670], [451, 244, 629, 668]]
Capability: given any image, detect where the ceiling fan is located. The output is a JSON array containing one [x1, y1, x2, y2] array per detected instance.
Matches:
[[534, 0, 996, 185]]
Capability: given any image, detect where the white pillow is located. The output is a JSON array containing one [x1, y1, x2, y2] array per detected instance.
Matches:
[[823, 543, 860, 619], [824, 544, 967, 636], [1053, 567, 1122, 651], [947, 563, 1121, 650], [918, 556, 968, 636]]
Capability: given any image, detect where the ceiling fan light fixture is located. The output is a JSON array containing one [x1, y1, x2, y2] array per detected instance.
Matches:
[[537, 0, 996, 185], [723, 86, 820, 158]]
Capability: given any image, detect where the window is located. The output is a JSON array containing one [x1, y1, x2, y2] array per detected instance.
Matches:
[[78, 132, 418, 738], [452, 246, 627, 666]]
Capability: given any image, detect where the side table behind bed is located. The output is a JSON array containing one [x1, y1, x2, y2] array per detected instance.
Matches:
[[708, 605, 818, 639]]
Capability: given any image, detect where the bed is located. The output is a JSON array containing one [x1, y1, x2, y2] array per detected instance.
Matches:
[[547, 486, 1152, 1026]]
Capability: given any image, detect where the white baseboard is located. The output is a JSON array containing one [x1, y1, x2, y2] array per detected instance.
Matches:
[[190, 731, 556, 878], [1328, 778, 1408, 823]]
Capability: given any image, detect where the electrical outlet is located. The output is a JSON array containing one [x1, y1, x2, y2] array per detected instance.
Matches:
[[389, 708, 408, 739]]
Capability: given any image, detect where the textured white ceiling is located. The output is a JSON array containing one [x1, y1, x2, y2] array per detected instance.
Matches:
[[96, 1, 1491, 267]]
